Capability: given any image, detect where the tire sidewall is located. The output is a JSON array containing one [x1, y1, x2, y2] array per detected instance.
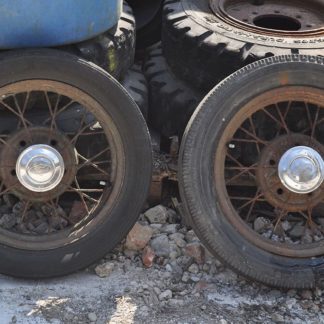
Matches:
[[0, 50, 152, 278], [180, 57, 324, 288]]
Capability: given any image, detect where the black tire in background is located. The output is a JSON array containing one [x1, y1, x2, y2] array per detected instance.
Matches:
[[180, 55, 324, 288], [144, 43, 202, 138], [128, 0, 163, 49], [0, 49, 151, 278], [121, 64, 149, 120], [63, 1, 136, 81], [163, 0, 324, 91]]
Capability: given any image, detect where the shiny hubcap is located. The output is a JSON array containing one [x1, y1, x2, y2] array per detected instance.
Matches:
[[278, 146, 324, 194], [16, 144, 65, 192]]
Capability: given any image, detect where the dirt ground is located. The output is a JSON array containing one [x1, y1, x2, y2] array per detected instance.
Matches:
[[0, 260, 323, 324]]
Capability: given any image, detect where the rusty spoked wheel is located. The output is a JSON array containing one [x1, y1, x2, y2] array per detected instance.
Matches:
[[0, 50, 151, 278], [210, 0, 324, 35], [216, 87, 324, 258], [180, 55, 324, 288], [0, 80, 121, 250]]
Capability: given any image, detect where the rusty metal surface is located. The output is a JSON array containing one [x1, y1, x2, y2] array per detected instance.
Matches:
[[210, 0, 324, 36], [214, 87, 324, 258]]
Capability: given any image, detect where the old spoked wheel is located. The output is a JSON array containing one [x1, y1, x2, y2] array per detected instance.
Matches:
[[0, 50, 151, 278], [180, 55, 324, 288]]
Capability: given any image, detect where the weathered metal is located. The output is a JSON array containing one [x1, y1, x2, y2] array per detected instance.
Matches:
[[210, 0, 324, 35]]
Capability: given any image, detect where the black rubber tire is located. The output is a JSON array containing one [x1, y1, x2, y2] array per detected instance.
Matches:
[[128, 0, 163, 49], [179, 55, 324, 289], [144, 43, 203, 138], [162, 0, 324, 91], [63, 1, 135, 81], [121, 64, 149, 120], [0, 49, 152, 278]]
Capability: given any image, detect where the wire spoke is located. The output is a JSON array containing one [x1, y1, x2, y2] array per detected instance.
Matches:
[[239, 126, 268, 146], [77, 147, 110, 171], [77, 152, 109, 176], [237, 192, 264, 211]]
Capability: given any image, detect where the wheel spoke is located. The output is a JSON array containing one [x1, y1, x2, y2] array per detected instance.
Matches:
[[239, 126, 268, 146], [77, 147, 110, 171], [77, 152, 109, 176]]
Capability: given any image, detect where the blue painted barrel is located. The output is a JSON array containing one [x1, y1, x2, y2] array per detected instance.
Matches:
[[0, 0, 121, 48]]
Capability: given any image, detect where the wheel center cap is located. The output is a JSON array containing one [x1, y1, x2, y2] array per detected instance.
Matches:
[[16, 144, 65, 192], [278, 146, 324, 194]]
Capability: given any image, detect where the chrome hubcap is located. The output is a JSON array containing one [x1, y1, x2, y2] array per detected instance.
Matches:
[[16, 144, 65, 192], [278, 146, 324, 194]]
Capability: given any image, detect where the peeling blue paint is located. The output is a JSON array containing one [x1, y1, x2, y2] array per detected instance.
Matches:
[[0, 0, 121, 48]]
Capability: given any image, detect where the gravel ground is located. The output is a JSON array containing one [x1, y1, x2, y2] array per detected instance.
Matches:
[[1, 205, 324, 324]]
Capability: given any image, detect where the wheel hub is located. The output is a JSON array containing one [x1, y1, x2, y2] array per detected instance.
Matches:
[[16, 145, 65, 192], [209, 0, 324, 36], [278, 146, 324, 194], [256, 134, 324, 212], [0, 127, 77, 202]]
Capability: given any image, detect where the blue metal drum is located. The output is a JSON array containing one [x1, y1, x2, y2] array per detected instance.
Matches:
[[0, 0, 121, 48]]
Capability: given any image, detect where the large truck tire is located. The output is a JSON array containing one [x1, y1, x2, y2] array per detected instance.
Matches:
[[163, 0, 324, 91], [180, 55, 324, 288], [144, 43, 202, 138]]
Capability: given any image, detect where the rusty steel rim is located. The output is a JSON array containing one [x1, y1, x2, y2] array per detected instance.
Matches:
[[209, 0, 324, 36], [0, 80, 124, 250], [214, 87, 324, 258]]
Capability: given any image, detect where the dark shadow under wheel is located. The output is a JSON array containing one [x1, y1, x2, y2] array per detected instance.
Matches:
[[180, 55, 324, 288], [0, 49, 151, 278], [163, 0, 324, 91]]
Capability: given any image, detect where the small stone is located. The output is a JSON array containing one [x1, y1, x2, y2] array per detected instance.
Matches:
[[159, 289, 172, 301], [87, 312, 97, 322], [150, 235, 170, 257], [161, 224, 179, 234], [315, 287, 322, 297], [300, 289, 313, 300], [142, 246, 155, 268], [185, 230, 199, 243], [165, 264, 172, 272], [281, 220, 292, 232], [69, 201, 87, 223], [268, 290, 282, 299], [200, 305, 206, 310], [125, 223, 153, 251], [168, 298, 184, 307], [0, 205, 11, 215], [11, 316, 17, 324], [289, 223, 305, 239], [144, 205, 168, 224], [177, 256, 193, 270], [95, 262, 115, 278], [287, 289, 297, 297], [3, 194, 17, 208], [271, 313, 284, 322], [181, 272, 190, 283], [153, 287, 161, 295], [254, 217, 270, 233], [188, 263, 199, 274], [0, 214, 16, 229], [184, 243, 205, 264], [33, 222, 49, 234], [12, 202, 26, 215], [219, 320, 227, 324], [64, 313, 74, 321]]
